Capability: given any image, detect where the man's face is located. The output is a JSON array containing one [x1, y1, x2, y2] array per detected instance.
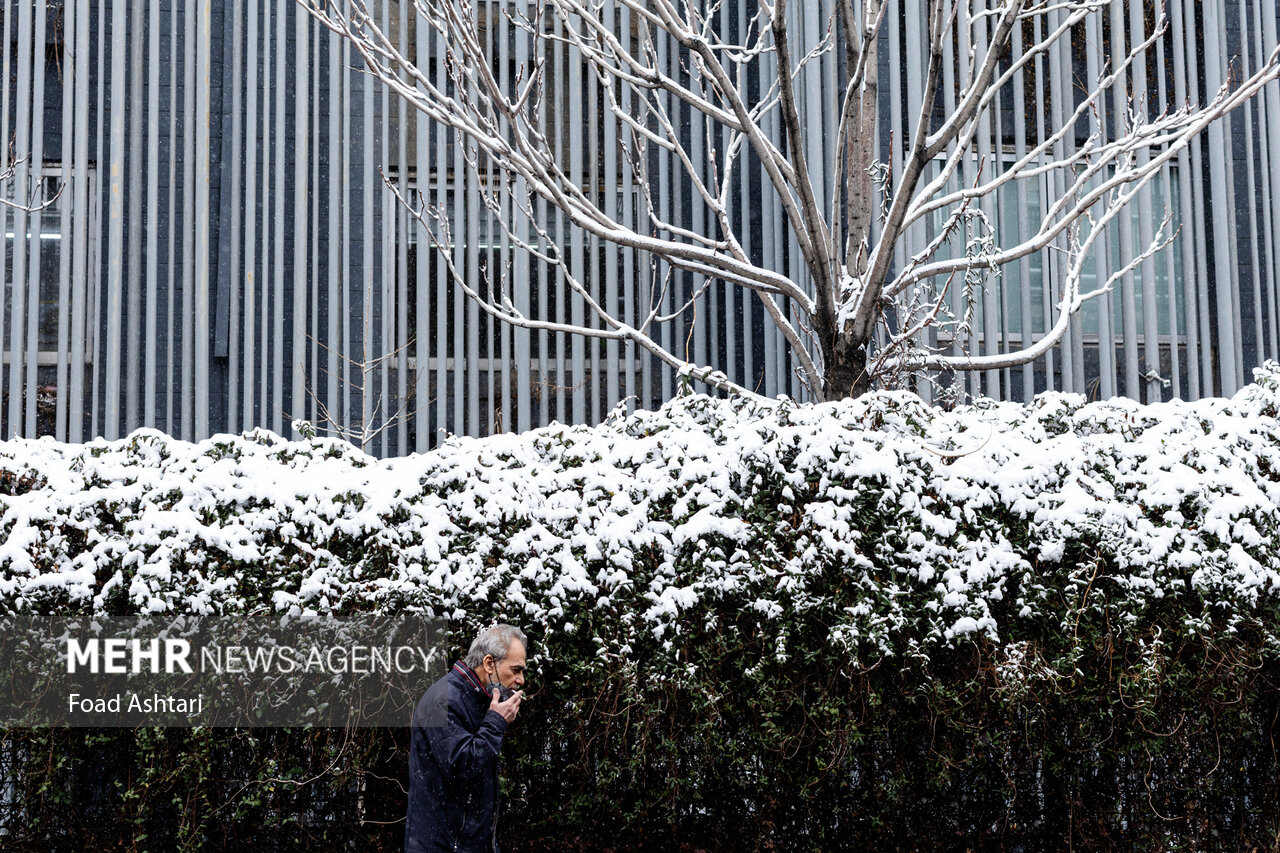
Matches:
[[485, 641, 527, 690]]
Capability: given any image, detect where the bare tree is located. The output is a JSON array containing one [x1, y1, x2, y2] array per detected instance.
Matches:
[[297, 334, 423, 453], [301, 0, 1280, 401]]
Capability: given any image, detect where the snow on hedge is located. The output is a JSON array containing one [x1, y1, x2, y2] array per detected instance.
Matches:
[[3, 364, 1280, 662]]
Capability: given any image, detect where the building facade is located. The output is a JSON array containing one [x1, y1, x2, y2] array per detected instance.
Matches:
[[3, 0, 1279, 456]]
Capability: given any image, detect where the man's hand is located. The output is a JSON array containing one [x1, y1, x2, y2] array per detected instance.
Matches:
[[490, 688, 522, 723]]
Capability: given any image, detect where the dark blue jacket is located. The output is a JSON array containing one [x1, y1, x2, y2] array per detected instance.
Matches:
[[405, 662, 509, 853]]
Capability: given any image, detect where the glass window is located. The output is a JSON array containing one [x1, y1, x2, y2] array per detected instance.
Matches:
[[925, 156, 1183, 345]]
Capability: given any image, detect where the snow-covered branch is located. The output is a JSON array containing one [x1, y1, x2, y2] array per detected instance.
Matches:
[[0, 153, 62, 212]]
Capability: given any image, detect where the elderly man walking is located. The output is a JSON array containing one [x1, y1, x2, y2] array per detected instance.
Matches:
[[405, 624, 527, 853]]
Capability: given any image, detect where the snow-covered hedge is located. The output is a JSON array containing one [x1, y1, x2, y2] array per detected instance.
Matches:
[[3, 364, 1280, 658], [4, 365, 1280, 849]]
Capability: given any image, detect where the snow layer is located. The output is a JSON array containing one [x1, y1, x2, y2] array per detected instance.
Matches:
[[3, 364, 1280, 664]]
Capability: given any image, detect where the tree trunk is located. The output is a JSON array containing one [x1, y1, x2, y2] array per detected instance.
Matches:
[[825, 335, 872, 399]]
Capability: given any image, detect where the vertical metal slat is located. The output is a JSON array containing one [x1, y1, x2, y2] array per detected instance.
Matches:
[[70, 0, 95, 441], [293, 1, 310, 435], [273, 0, 287, 437], [1085, 11, 1114, 399], [243, 0, 260, 432], [55, 2, 77, 440], [1203, 0, 1239, 394], [102, 0, 126, 439], [226, 0, 243, 431]]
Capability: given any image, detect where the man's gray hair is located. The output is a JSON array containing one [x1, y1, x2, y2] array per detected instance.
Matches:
[[464, 624, 528, 670]]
